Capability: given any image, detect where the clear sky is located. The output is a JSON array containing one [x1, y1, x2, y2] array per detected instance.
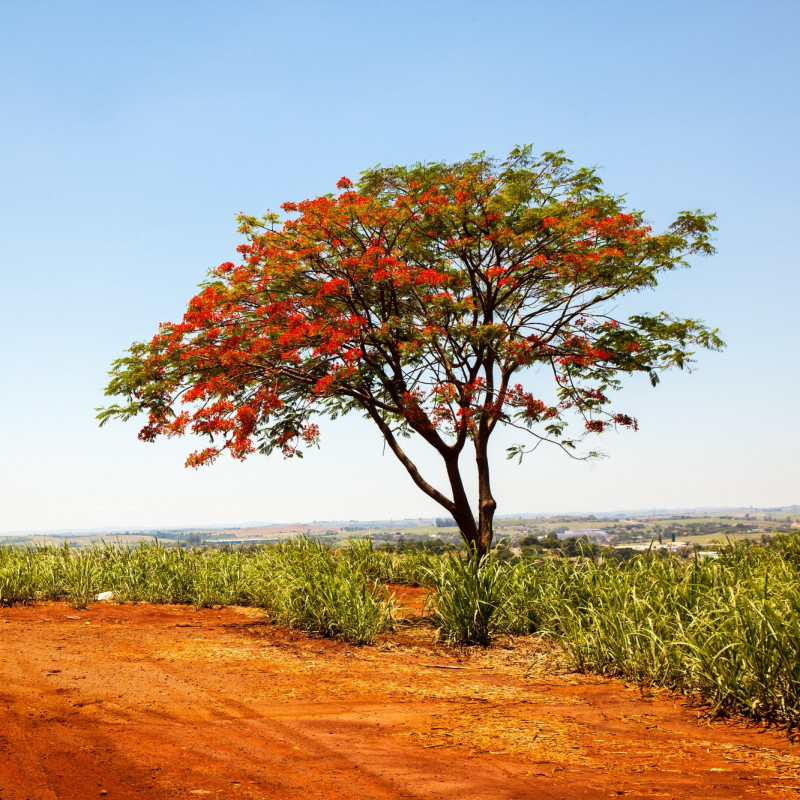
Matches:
[[1, 0, 798, 533]]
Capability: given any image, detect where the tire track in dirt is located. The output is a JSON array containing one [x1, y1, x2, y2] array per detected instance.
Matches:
[[0, 611, 469, 799]]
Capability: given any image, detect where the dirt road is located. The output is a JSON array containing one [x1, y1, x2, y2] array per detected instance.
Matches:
[[0, 595, 798, 799]]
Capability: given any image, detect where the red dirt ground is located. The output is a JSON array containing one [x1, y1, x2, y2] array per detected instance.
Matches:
[[1, 588, 798, 800]]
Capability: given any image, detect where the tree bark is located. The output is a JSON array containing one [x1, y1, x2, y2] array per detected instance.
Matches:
[[474, 432, 497, 558], [443, 454, 480, 551]]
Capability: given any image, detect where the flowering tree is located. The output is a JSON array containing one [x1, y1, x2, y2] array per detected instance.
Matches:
[[99, 146, 722, 556]]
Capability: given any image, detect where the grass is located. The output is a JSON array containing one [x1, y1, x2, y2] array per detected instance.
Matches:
[[2, 534, 799, 725], [492, 539, 800, 726], [424, 554, 511, 645], [376, 536, 800, 725], [0, 539, 394, 644], [253, 539, 395, 643]]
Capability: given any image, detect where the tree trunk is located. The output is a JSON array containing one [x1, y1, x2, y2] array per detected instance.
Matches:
[[474, 433, 496, 558], [442, 449, 496, 558], [443, 454, 482, 553]]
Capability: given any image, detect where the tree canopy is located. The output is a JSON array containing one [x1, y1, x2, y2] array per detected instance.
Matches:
[[100, 145, 723, 555]]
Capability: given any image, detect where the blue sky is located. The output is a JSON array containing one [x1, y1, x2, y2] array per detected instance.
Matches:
[[1, 0, 798, 532]]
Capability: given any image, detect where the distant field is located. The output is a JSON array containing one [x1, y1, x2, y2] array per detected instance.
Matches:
[[1, 507, 796, 549]]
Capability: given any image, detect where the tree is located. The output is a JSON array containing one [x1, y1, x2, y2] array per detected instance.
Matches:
[[99, 146, 722, 556]]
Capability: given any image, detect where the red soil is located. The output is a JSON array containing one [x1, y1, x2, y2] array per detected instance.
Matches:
[[0, 590, 798, 799]]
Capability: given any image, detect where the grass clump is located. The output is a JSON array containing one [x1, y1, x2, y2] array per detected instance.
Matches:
[[256, 539, 395, 644], [425, 553, 510, 645], [416, 538, 800, 725], [501, 543, 800, 726], [338, 538, 436, 586]]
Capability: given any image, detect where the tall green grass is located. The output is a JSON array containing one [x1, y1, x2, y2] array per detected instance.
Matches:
[[0, 539, 394, 644], [427, 542, 800, 726], [544, 546, 800, 725], [337, 538, 436, 586], [425, 554, 511, 645], [252, 539, 395, 643], [3, 536, 799, 724]]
